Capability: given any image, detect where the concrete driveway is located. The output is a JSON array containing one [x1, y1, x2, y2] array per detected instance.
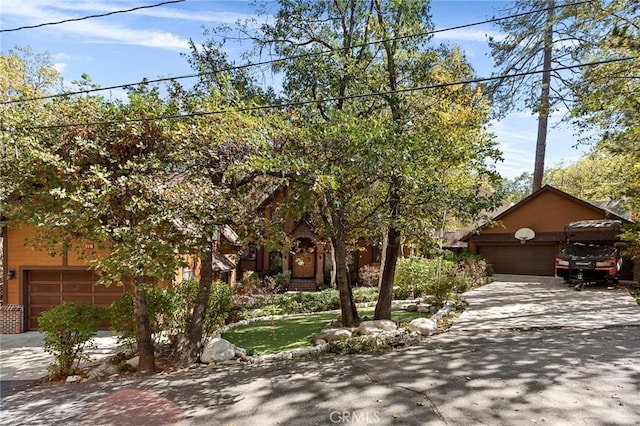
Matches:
[[1, 276, 639, 425]]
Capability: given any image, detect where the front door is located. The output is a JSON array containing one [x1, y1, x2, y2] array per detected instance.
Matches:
[[292, 249, 315, 279]]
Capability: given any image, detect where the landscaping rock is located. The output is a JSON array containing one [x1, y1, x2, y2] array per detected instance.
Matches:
[[65, 375, 82, 384], [417, 306, 431, 314], [430, 306, 439, 314], [407, 317, 438, 336], [126, 356, 139, 369], [201, 338, 236, 363], [315, 339, 327, 346], [391, 304, 404, 311], [406, 304, 419, 312], [357, 320, 397, 335], [314, 328, 352, 342]]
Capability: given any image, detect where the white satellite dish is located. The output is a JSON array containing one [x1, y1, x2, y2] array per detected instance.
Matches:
[[514, 227, 535, 244]]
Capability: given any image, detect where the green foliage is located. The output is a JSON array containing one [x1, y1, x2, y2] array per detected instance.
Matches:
[[108, 287, 171, 348], [393, 257, 455, 299], [165, 278, 232, 342], [273, 289, 341, 314], [38, 302, 105, 379], [264, 270, 291, 293], [352, 287, 380, 303]]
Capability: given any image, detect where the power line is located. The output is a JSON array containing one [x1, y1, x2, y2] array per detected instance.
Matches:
[[15, 56, 635, 132], [1, 0, 593, 106], [0, 0, 185, 33]]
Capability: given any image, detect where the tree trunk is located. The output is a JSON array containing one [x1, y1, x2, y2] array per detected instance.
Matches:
[[532, 0, 554, 192], [187, 247, 213, 349], [330, 241, 337, 288], [375, 182, 401, 320], [332, 223, 358, 327], [133, 276, 156, 372], [172, 243, 216, 366]]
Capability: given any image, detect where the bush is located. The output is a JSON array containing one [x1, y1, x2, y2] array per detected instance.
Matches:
[[108, 286, 171, 349], [273, 289, 341, 314], [264, 270, 291, 293], [358, 264, 380, 287], [164, 279, 233, 343], [393, 257, 454, 298], [38, 302, 106, 379], [429, 277, 457, 305], [352, 286, 379, 303]]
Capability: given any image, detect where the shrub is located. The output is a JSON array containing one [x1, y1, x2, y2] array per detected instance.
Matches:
[[164, 279, 233, 342], [428, 277, 457, 305], [394, 257, 454, 298], [38, 302, 106, 379], [452, 253, 490, 289], [352, 286, 379, 303], [358, 264, 380, 287], [264, 270, 291, 293], [108, 286, 171, 348]]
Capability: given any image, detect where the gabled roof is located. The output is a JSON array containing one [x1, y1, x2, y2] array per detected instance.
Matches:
[[461, 185, 632, 242]]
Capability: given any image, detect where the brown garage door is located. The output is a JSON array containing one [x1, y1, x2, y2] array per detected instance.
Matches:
[[479, 244, 559, 276], [26, 270, 129, 330]]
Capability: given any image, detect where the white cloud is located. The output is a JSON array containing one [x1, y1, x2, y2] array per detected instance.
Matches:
[[433, 28, 505, 43], [53, 62, 68, 73], [0, 0, 192, 51]]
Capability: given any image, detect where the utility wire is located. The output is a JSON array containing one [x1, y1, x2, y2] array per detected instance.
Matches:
[[1, 0, 593, 105], [0, 0, 185, 33], [15, 56, 635, 132]]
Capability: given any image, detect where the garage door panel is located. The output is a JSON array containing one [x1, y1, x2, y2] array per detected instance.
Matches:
[[31, 295, 61, 304], [62, 296, 93, 304], [94, 284, 125, 294], [62, 270, 95, 281], [62, 283, 93, 293], [29, 283, 60, 293], [29, 270, 62, 280]]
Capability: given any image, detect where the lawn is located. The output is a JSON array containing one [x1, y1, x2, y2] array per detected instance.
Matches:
[[222, 307, 429, 355]]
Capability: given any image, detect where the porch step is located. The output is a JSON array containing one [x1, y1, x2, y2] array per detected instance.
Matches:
[[288, 279, 317, 292]]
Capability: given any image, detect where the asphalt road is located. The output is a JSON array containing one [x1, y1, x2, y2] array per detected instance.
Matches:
[[1, 276, 639, 425]]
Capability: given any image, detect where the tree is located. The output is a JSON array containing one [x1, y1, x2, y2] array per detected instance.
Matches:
[[239, 0, 501, 323], [3, 74, 185, 371], [499, 172, 533, 204], [569, 0, 639, 270], [544, 150, 635, 202], [166, 41, 276, 364], [489, 0, 592, 191]]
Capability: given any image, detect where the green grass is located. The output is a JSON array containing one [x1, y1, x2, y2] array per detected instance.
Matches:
[[222, 307, 429, 355]]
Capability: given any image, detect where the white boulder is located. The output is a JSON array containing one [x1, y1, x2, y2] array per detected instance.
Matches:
[[407, 318, 438, 336], [357, 320, 397, 335], [201, 338, 236, 363], [314, 328, 352, 342]]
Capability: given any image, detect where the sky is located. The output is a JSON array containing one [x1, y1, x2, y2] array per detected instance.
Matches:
[[0, 0, 592, 179]]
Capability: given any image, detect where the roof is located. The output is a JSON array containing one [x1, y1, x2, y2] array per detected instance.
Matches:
[[212, 250, 236, 272], [461, 185, 632, 242]]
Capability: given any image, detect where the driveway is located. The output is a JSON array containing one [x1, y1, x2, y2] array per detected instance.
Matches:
[[1, 276, 639, 425]]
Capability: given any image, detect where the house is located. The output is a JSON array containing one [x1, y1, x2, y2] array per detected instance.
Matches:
[[462, 185, 635, 279], [0, 223, 239, 333], [238, 190, 381, 291]]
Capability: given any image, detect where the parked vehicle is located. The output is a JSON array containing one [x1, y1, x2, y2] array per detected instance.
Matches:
[[555, 219, 622, 291]]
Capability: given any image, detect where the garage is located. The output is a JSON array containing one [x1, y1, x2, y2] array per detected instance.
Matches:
[[463, 186, 634, 279], [24, 269, 129, 330], [478, 244, 560, 276]]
